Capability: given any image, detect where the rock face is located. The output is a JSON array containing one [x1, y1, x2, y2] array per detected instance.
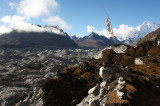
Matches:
[[0, 31, 78, 48]]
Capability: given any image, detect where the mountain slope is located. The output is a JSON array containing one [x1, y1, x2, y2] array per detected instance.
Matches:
[[75, 32, 117, 47], [0, 30, 78, 48]]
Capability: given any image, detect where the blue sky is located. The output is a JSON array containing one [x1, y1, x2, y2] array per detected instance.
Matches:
[[0, 0, 160, 37]]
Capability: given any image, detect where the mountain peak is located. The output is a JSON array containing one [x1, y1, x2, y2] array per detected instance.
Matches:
[[138, 21, 160, 29], [70, 35, 79, 40], [88, 32, 99, 38]]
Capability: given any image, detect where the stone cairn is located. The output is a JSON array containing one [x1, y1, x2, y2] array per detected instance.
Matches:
[[115, 77, 127, 100], [77, 64, 128, 106]]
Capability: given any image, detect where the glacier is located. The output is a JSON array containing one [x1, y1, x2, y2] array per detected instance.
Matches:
[[0, 48, 102, 106]]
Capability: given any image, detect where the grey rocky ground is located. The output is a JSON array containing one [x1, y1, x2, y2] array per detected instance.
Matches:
[[0, 48, 102, 106]]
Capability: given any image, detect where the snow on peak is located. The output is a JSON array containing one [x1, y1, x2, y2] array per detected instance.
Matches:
[[136, 21, 160, 38], [70, 34, 79, 40], [115, 21, 160, 41], [87, 21, 160, 41], [137, 21, 159, 32]]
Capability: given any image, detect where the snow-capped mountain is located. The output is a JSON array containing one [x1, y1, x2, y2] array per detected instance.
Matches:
[[70, 35, 79, 40], [114, 21, 160, 41], [73, 21, 160, 47]]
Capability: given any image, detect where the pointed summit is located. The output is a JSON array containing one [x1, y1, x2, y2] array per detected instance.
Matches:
[[88, 32, 100, 39], [75, 32, 116, 47]]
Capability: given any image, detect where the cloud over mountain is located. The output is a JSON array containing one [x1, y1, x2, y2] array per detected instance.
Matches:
[[87, 21, 160, 41], [0, 26, 12, 35], [0, 0, 71, 35], [43, 16, 72, 30], [0, 15, 65, 35]]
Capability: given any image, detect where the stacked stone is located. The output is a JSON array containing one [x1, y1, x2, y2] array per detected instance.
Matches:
[[115, 77, 127, 100], [77, 65, 127, 106], [157, 38, 160, 46]]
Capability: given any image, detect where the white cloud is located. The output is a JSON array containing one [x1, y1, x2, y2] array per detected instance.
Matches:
[[1, 15, 26, 28], [87, 25, 95, 32], [114, 24, 136, 36], [87, 25, 138, 40], [87, 25, 110, 38], [87, 24, 138, 40], [6, 0, 72, 31], [1, 16, 12, 23], [0, 25, 12, 35], [43, 16, 72, 30], [9, 2, 18, 10], [0, 15, 65, 35], [87, 21, 160, 41], [9, 0, 59, 18], [0, 0, 72, 35], [75, 34, 79, 37]]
